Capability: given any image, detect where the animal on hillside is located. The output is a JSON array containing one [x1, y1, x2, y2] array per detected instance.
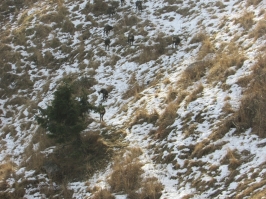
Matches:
[[104, 38, 111, 50], [104, 25, 113, 36], [172, 35, 181, 48], [128, 34, 134, 46], [98, 88, 108, 101], [121, 0, 125, 6], [107, 6, 115, 17], [135, 1, 142, 12], [98, 104, 106, 122]]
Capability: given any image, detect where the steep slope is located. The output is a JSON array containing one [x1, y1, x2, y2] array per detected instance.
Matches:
[[0, 0, 266, 198]]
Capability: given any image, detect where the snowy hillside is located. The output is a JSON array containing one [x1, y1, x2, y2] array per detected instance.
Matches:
[[1, 0, 266, 198]]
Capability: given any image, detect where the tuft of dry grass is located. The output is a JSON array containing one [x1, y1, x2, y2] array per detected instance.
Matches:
[[246, 0, 263, 6], [89, 0, 108, 16], [91, 189, 115, 199], [0, 161, 16, 182], [34, 24, 52, 40], [132, 32, 168, 64], [176, 7, 191, 17], [249, 184, 266, 199], [122, 73, 145, 100], [222, 101, 235, 115], [47, 37, 62, 49], [191, 139, 211, 158], [130, 109, 159, 127], [185, 83, 204, 106], [249, 18, 266, 40], [119, 15, 140, 27], [178, 61, 208, 89], [214, 1, 226, 9], [235, 180, 266, 199], [21, 127, 55, 172], [222, 148, 241, 170], [207, 43, 245, 83], [156, 5, 179, 15], [197, 37, 216, 60], [61, 18, 75, 33], [136, 177, 164, 199], [205, 116, 235, 145], [104, 55, 121, 69], [234, 11, 254, 30], [108, 148, 143, 193], [166, 86, 179, 103], [155, 102, 178, 139], [234, 54, 266, 138], [189, 31, 208, 44]]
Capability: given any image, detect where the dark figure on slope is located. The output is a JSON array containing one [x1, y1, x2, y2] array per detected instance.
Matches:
[[121, 0, 125, 6], [104, 25, 113, 36], [104, 38, 111, 50], [98, 88, 108, 101], [172, 35, 181, 49], [136, 1, 142, 12], [128, 34, 134, 46], [98, 104, 106, 122]]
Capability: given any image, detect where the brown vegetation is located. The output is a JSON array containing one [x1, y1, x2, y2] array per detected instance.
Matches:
[[234, 11, 254, 30], [234, 54, 266, 138]]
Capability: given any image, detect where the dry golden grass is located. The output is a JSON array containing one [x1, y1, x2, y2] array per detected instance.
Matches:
[[224, 148, 241, 170], [191, 139, 211, 158], [122, 73, 145, 100], [156, 5, 179, 15], [205, 117, 235, 145], [182, 123, 197, 139], [155, 102, 178, 139], [214, 1, 226, 9], [234, 11, 254, 30], [136, 177, 164, 199], [0, 43, 13, 65], [246, 0, 263, 6], [61, 18, 75, 33], [178, 61, 208, 89], [12, 27, 27, 46], [249, 186, 266, 199], [104, 55, 121, 69], [236, 180, 266, 199], [91, 189, 115, 199], [222, 101, 235, 115], [108, 147, 163, 198], [119, 15, 140, 27], [166, 86, 179, 103], [176, 7, 191, 17], [5, 96, 29, 107], [47, 37, 62, 49], [189, 31, 208, 44], [130, 109, 159, 127], [185, 83, 204, 106], [207, 43, 245, 83], [49, 132, 111, 181], [21, 127, 54, 171], [28, 48, 45, 66], [197, 37, 216, 60], [108, 148, 143, 193], [34, 24, 52, 40], [131, 32, 168, 64], [82, 0, 108, 17], [249, 18, 266, 40], [234, 54, 266, 138], [0, 161, 16, 182]]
